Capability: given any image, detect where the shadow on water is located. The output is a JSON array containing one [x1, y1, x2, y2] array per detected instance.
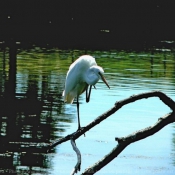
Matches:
[[0, 43, 175, 174], [0, 44, 74, 174]]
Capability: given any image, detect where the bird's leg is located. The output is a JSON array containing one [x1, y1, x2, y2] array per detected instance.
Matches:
[[86, 85, 92, 103], [86, 86, 88, 102], [76, 97, 85, 136], [77, 97, 81, 130]]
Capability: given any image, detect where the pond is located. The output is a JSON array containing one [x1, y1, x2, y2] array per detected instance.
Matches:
[[0, 47, 175, 174]]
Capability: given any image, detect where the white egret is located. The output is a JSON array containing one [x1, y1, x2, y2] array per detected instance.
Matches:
[[62, 55, 110, 130]]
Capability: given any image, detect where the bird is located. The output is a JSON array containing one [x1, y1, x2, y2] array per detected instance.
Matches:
[[62, 55, 110, 130]]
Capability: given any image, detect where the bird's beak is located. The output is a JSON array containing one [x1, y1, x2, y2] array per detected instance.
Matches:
[[99, 72, 110, 89]]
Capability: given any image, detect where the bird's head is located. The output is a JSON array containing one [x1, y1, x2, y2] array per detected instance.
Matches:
[[85, 66, 110, 89]]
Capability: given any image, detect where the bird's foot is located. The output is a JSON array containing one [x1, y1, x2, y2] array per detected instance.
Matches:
[[77, 126, 86, 136], [77, 126, 84, 132]]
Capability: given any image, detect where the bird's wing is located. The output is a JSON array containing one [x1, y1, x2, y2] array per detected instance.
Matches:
[[63, 61, 83, 103], [63, 55, 97, 103]]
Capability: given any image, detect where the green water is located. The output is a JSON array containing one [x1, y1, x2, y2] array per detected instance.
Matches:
[[0, 48, 175, 174]]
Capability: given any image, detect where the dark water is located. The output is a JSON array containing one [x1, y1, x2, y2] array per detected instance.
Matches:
[[0, 47, 175, 174]]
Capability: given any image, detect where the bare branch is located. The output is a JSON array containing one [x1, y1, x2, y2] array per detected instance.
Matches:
[[114, 91, 175, 111], [81, 112, 175, 174], [70, 139, 81, 175], [45, 91, 175, 174], [48, 91, 175, 151]]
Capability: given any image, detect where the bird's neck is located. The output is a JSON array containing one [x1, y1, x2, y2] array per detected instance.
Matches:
[[84, 69, 99, 85]]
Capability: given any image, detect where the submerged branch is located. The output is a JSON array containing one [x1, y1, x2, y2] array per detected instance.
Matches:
[[81, 112, 175, 174]]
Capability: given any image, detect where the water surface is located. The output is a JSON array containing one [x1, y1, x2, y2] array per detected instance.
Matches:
[[0, 48, 175, 174]]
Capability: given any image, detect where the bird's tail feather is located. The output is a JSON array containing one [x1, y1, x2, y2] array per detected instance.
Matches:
[[62, 91, 74, 104]]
